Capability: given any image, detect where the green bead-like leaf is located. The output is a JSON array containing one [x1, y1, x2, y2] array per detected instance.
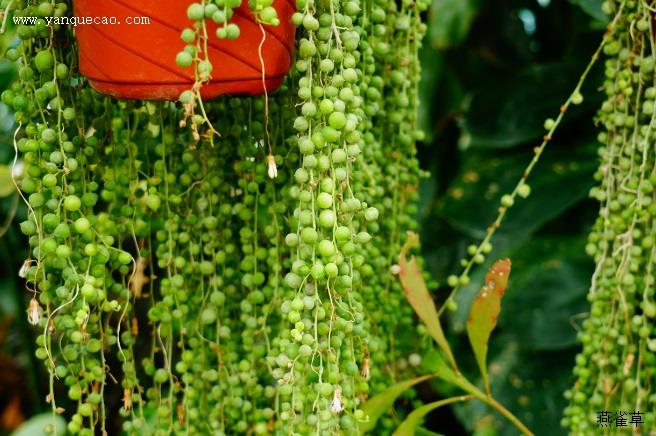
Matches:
[[399, 232, 458, 372], [360, 374, 436, 433], [466, 259, 511, 397]]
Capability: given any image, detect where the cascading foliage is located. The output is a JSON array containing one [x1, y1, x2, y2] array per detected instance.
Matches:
[[564, 0, 656, 432], [1, 0, 429, 434]]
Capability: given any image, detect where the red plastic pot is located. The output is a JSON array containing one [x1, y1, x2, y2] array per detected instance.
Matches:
[[73, 0, 295, 100]]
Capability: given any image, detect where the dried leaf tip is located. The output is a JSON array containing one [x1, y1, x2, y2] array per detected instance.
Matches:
[[488, 259, 511, 294], [490, 258, 511, 274]]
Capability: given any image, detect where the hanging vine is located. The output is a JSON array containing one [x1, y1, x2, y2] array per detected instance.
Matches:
[[564, 0, 656, 432], [1, 0, 430, 433]]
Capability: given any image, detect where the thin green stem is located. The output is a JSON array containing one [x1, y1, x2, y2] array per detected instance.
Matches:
[[439, 7, 625, 316], [392, 395, 475, 436], [485, 397, 534, 436], [0, 0, 14, 34]]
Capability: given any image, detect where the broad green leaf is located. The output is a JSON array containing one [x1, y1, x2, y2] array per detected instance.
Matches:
[[360, 374, 436, 433], [0, 164, 15, 197], [0, 60, 18, 92], [394, 396, 474, 436], [11, 413, 66, 436], [466, 259, 511, 396], [500, 237, 592, 350], [428, 0, 481, 49], [417, 45, 444, 141], [399, 233, 458, 372], [569, 0, 608, 22], [435, 142, 598, 335], [437, 142, 598, 241], [0, 274, 19, 316], [461, 63, 600, 149]]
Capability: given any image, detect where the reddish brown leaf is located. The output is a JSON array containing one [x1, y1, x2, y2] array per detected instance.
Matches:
[[466, 259, 511, 397]]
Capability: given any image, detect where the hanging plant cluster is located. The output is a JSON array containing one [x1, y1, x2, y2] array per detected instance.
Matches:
[[563, 0, 656, 432], [1, 0, 429, 433]]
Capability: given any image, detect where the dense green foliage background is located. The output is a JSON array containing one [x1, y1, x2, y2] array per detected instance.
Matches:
[[0, 0, 608, 434], [414, 0, 606, 434]]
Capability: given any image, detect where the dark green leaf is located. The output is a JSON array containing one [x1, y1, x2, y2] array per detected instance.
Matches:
[[499, 237, 592, 350], [461, 63, 597, 149], [417, 45, 444, 142], [0, 273, 19, 317], [0, 60, 17, 91], [569, 0, 608, 22], [447, 238, 590, 433], [438, 142, 598, 241], [453, 339, 574, 436], [428, 0, 481, 49]]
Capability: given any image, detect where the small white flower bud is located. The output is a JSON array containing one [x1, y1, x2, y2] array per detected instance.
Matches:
[[361, 356, 370, 380], [18, 259, 31, 278], [27, 297, 42, 326], [331, 386, 344, 413], [267, 154, 278, 179]]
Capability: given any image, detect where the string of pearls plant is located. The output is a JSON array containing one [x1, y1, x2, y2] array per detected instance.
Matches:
[[1, 0, 429, 433], [563, 0, 656, 432]]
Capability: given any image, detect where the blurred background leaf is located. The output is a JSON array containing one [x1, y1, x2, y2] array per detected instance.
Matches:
[[427, 0, 483, 49], [10, 413, 66, 436], [0, 165, 14, 198], [461, 63, 601, 149], [569, 0, 607, 22], [413, 0, 603, 434], [434, 143, 597, 242]]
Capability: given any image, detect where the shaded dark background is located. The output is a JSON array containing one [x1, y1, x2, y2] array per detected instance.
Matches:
[[0, 0, 606, 434]]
